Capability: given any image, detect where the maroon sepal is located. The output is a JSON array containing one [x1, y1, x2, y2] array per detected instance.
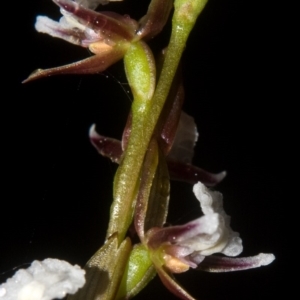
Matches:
[[155, 265, 196, 300], [197, 253, 275, 272], [137, 0, 173, 40], [89, 124, 123, 163], [168, 160, 226, 186], [158, 78, 185, 156], [23, 46, 125, 83]]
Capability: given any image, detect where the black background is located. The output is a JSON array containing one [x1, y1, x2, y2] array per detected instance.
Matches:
[[2, 0, 288, 299]]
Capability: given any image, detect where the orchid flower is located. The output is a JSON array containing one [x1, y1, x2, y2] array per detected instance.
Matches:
[[23, 0, 172, 83], [146, 182, 275, 273], [128, 173, 275, 300], [130, 181, 275, 299]]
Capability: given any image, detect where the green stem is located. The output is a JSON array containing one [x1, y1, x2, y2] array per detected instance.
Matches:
[[106, 0, 208, 242], [149, 0, 208, 125]]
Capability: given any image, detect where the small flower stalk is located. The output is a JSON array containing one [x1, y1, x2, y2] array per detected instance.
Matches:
[[17, 0, 276, 299]]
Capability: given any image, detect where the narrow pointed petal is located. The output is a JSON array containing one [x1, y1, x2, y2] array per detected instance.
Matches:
[[168, 160, 227, 186], [155, 265, 196, 300], [159, 86, 184, 155], [137, 0, 173, 40], [23, 46, 125, 83], [53, 0, 136, 40], [158, 59, 185, 155], [197, 253, 275, 272], [89, 124, 123, 163]]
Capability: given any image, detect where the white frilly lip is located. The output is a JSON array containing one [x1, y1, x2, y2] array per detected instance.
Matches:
[[0, 258, 85, 300], [147, 182, 243, 257], [184, 182, 243, 257]]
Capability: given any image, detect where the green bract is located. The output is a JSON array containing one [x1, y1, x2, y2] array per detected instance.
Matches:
[[116, 244, 155, 299]]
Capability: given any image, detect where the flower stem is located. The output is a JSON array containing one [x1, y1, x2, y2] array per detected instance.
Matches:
[[106, 0, 209, 243]]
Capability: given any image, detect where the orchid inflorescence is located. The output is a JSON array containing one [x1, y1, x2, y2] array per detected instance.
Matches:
[[2, 0, 275, 299]]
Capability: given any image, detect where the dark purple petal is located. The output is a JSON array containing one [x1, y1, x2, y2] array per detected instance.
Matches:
[[153, 50, 184, 156], [155, 265, 196, 300], [137, 0, 173, 40], [89, 124, 123, 163], [168, 160, 226, 186], [23, 46, 125, 83], [159, 78, 184, 155], [53, 0, 137, 40], [197, 253, 275, 272]]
